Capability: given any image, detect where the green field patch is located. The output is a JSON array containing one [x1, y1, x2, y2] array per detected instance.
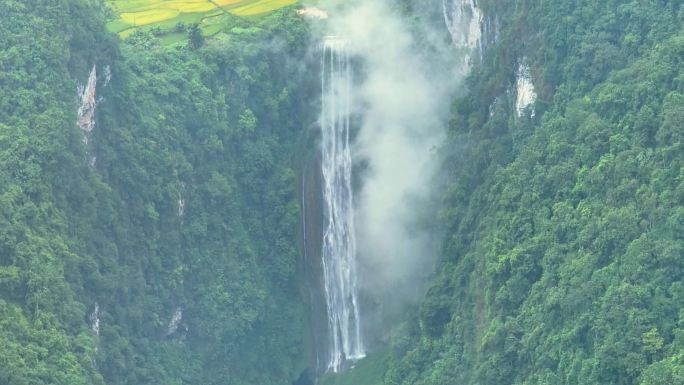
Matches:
[[121, 8, 180, 26], [200, 14, 228, 36], [158, 31, 190, 46], [229, 0, 297, 16], [108, 0, 159, 11], [107, 19, 133, 33]]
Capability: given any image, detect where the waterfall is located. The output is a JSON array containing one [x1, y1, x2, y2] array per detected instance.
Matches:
[[320, 36, 365, 373]]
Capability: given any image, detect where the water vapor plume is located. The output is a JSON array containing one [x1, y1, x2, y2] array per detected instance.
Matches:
[[316, 0, 462, 341]]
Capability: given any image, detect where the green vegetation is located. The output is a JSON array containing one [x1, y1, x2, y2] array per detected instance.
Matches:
[[230, 0, 298, 16], [0, 1, 314, 384], [4, 0, 684, 384], [383, 1, 684, 385], [105, 0, 301, 44], [320, 351, 390, 385]]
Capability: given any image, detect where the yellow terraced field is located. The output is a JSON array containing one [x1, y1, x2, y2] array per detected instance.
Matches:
[[106, 0, 301, 43], [108, 0, 297, 24], [120, 8, 180, 26], [230, 0, 297, 16]]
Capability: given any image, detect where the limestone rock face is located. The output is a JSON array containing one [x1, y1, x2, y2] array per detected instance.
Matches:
[[77, 65, 98, 139], [442, 0, 484, 69], [515, 63, 537, 117]]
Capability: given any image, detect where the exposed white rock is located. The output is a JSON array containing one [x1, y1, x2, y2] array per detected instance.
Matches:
[[102, 65, 112, 87], [77, 64, 111, 166], [89, 302, 101, 336], [443, 0, 484, 69], [489, 96, 500, 117], [515, 63, 537, 117], [166, 307, 183, 336], [177, 197, 185, 217], [177, 182, 186, 217], [77, 65, 98, 142]]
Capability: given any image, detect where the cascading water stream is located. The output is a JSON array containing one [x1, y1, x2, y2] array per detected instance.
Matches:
[[320, 36, 365, 373]]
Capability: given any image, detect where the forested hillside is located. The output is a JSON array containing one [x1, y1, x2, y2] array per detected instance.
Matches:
[[385, 1, 684, 384], [0, 1, 313, 384], [4, 0, 684, 384]]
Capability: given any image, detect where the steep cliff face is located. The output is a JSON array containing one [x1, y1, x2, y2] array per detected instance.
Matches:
[[515, 63, 536, 117], [6, 1, 684, 385], [77, 64, 97, 137], [0, 2, 315, 385], [442, 0, 483, 68], [384, 1, 684, 385], [78, 16, 315, 384]]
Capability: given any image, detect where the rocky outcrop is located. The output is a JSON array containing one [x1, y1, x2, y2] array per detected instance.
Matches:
[[515, 63, 537, 117], [166, 307, 184, 337], [443, 0, 484, 69], [77, 64, 111, 166], [89, 302, 101, 336], [77, 65, 98, 141]]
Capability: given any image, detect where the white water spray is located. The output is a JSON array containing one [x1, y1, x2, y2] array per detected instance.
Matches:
[[320, 36, 365, 373]]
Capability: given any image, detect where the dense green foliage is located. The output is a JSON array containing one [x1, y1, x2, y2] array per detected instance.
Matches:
[[320, 350, 389, 385], [385, 1, 684, 384], [5, 0, 684, 384], [0, 1, 313, 384]]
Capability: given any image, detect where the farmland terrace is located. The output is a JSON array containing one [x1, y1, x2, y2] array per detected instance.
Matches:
[[105, 0, 302, 44]]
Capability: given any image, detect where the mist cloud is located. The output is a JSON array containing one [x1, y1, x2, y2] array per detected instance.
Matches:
[[314, 0, 461, 339]]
